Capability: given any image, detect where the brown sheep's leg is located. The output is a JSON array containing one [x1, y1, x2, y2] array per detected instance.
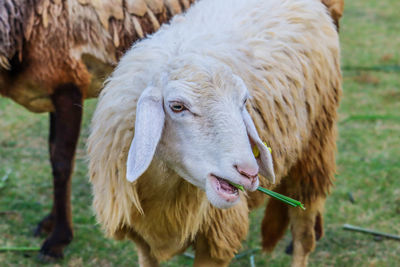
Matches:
[[288, 196, 325, 267], [193, 235, 231, 267], [34, 113, 57, 236], [38, 83, 83, 260]]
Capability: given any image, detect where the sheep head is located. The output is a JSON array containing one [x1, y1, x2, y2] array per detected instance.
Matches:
[[127, 58, 275, 209]]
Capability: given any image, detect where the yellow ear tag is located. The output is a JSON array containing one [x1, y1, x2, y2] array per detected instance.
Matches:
[[252, 145, 260, 158], [252, 142, 272, 158]]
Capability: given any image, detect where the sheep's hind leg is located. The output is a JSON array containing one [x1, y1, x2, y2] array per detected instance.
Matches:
[[38, 83, 83, 260], [34, 113, 57, 237], [288, 196, 325, 267], [261, 179, 326, 267]]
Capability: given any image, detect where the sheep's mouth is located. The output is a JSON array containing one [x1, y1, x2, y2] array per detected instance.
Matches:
[[209, 175, 239, 202]]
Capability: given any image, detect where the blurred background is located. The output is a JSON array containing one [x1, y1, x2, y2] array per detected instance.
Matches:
[[0, 0, 399, 266]]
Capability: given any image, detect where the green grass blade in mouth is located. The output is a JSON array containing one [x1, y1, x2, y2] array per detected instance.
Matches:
[[227, 181, 305, 210], [228, 181, 244, 191], [257, 186, 306, 210]]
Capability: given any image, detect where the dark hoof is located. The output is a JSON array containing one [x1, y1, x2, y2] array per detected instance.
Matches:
[[37, 251, 63, 263], [37, 226, 73, 261], [285, 241, 293, 255], [34, 214, 54, 237], [38, 239, 66, 262]]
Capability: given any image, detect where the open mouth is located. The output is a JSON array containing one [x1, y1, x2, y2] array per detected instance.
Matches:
[[209, 175, 240, 202]]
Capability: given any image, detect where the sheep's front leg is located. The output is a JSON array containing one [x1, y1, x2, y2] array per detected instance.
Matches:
[[193, 235, 231, 267], [38, 83, 83, 260], [129, 233, 159, 267], [135, 240, 159, 267]]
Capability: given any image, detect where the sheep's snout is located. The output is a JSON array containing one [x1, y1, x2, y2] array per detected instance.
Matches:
[[235, 163, 258, 179], [234, 163, 259, 191]]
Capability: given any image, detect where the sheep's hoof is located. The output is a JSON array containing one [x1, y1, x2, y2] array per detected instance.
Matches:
[[34, 214, 54, 237], [37, 226, 73, 261], [285, 241, 293, 255], [38, 239, 66, 261], [37, 251, 62, 263]]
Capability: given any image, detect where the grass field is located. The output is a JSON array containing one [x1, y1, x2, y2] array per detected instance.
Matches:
[[1, 0, 399, 266]]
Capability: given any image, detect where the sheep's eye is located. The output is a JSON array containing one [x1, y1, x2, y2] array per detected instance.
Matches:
[[170, 102, 187, 113]]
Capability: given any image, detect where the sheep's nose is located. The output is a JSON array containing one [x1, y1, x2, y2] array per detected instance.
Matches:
[[234, 163, 259, 179]]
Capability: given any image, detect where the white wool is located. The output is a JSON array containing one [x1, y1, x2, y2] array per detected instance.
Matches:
[[104, 0, 334, 98]]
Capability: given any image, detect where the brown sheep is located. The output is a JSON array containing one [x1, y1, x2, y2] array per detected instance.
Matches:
[[0, 0, 195, 259], [87, 0, 343, 266]]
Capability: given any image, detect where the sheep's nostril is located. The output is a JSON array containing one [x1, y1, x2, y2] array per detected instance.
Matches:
[[234, 164, 259, 179]]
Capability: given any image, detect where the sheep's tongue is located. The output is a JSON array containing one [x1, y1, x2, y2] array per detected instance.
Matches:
[[217, 177, 237, 194], [210, 175, 239, 203]]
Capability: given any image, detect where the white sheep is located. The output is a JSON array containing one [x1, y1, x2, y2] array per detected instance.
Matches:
[[88, 0, 342, 266]]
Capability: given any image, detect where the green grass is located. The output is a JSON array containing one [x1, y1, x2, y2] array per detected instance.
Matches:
[[1, 0, 400, 266]]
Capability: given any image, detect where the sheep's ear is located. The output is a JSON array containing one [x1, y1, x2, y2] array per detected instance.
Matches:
[[242, 108, 276, 184], [126, 86, 165, 182]]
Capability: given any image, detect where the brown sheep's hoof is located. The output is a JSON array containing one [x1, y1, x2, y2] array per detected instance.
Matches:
[[34, 214, 54, 237], [37, 225, 73, 261], [38, 239, 66, 261], [37, 251, 63, 263]]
